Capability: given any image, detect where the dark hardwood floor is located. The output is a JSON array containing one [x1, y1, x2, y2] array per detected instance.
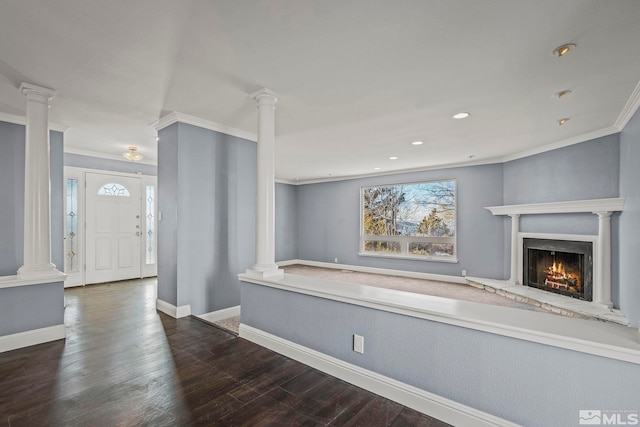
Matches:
[[0, 279, 450, 426]]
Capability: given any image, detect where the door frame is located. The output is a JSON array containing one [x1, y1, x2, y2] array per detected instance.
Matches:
[[63, 166, 158, 287]]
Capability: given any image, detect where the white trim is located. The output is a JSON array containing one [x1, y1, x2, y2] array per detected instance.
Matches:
[[240, 324, 517, 427], [0, 271, 67, 289], [500, 127, 620, 164], [0, 111, 67, 132], [277, 259, 467, 284], [239, 273, 640, 365], [359, 252, 459, 264], [615, 79, 640, 130], [485, 198, 625, 216], [155, 299, 191, 318], [64, 146, 158, 166], [0, 324, 66, 354], [151, 111, 257, 142], [196, 305, 241, 323]]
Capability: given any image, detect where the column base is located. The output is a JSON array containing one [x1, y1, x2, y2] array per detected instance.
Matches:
[[591, 300, 614, 309], [245, 265, 284, 279], [18, 263, 64, 280]]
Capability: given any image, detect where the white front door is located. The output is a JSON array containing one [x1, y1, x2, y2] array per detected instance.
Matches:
[[85, 173, 142, 284]]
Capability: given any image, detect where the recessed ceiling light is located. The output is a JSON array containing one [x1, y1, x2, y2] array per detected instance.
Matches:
[[411, 141, 423, 145], [553, 43, 576, 57], [558, 118, 570, 126], [374, 167, 380, 170], [555, 90, 572, 99], [453, 112, 470, 119], [389, 156, 398, 160]]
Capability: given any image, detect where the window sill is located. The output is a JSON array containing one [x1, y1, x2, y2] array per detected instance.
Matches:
[[358, 252, 458, 263]]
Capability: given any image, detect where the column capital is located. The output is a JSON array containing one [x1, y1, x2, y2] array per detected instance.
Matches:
[[250, 88, 278, 105], [594, 211, 613, 219], [20, 82, 56, 104]]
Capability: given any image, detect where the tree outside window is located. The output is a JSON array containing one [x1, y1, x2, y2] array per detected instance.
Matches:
[[361, 180, 456, 260]]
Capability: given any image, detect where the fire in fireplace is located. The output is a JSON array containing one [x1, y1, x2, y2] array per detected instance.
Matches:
[[523, 238, 593, 301]]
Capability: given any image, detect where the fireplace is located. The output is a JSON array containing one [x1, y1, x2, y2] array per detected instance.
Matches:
[[523, 238, 593, 301]]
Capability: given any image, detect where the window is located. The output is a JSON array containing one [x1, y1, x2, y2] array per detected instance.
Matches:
[[97, 183, 130, 196], [65, 178, 79, 273], [145, 185, 156, 265], [361, 179, 456, 261]]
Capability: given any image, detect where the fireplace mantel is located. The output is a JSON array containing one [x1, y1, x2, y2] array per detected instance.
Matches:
[[485, 197, 625, 216], [486, 197, 625, 309]]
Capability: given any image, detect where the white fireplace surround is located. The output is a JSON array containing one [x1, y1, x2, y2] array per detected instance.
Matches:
[[486, 198, 625, 310]]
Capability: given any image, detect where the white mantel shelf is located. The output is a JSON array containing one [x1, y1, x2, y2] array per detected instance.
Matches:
[[485, 197, 625, 216]]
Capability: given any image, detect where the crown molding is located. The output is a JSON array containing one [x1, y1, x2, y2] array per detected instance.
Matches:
[[614, 79, 640, 130], [151, 111, 257, 142], [500, 126, 620, 164], [0, 111, 68, 132], [64, 146, 158, 166], [280, 156, 505, 186]]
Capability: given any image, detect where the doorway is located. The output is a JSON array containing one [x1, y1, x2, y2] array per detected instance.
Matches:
[[63, 168, 157, 286]]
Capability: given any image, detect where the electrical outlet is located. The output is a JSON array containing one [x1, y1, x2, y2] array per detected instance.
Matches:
[[353, 334, 364, 354], [462, 269, 467, 277]]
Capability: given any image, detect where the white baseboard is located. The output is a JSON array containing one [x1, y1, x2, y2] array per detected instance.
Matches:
[[0, 324, 66, 354], [196, 305, 241, 323], [239, 324, 516, 427], [156, 299, 191, 318], [277, 259, 467, 284]]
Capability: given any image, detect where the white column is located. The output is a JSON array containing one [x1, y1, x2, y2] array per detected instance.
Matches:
[[509, 214, 520, 283], [246, 88, 283, 278], [17, 83, 60, 277], [593, 211, 613, 307]]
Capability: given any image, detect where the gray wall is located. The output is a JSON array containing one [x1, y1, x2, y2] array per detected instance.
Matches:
[[157, 123, 179, 305], [275, 183, 298, 262], [157, 122, 256, 314], [0, 120, 65, 336], [65, 152, 157, 176], [241, 282, 640, 427], [0, 121, 25, 276], [296, 164, 505, 279], [619, 109, 640, 327]]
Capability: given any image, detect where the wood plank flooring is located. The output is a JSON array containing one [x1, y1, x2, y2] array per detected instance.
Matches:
[[0, 279, 450, 426]]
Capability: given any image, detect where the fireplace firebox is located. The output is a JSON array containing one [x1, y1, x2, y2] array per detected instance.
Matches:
[[523, 238, 593, 301]]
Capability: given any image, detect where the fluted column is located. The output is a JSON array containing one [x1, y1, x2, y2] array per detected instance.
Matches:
[[247, 88, 283, 278], [593, 211, 613, 307], [18, 83, 60, 277], [509, 214, 520, 283]]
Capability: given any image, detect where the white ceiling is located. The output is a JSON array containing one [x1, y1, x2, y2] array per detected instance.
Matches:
[[1, 1, 640, 183]]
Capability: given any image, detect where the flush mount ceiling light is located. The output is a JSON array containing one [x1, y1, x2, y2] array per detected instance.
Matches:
[[389, 156, 398, 160], [558, 118, 571, 126], [374, 167, 381, 170], [555, 89, 572, 99], [553, 43, 576, 57], [452, 112, 470, 119], [411, 141, 423, 145], [122, 146, 143, 161]]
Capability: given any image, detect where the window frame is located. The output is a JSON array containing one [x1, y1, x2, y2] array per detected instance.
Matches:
[[359, 179, 458, 263]]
